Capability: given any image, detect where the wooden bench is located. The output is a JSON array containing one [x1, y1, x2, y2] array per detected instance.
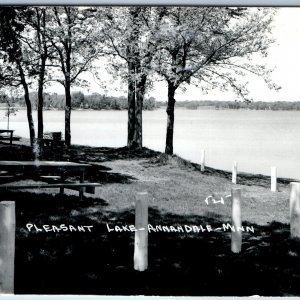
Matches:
[[0, 133, 21, 145], [0, 136, 21, 141], [0, 129, 20, 145], [0, 182, 101, 199], [0, 171, 23, 183]]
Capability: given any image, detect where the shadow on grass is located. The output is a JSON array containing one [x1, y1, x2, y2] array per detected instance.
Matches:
[[0, 143, 34, 160], [0, 191, 298, 296], [85, 164, 136, 184], [0, 144, 298, 295], [40, 145, 160, 163], [0, 143, 294, 187], [68, 145, 161, 162], [0, 163, 136, 185]]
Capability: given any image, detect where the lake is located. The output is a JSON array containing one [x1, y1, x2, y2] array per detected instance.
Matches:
[[1, 108, 300, 180]]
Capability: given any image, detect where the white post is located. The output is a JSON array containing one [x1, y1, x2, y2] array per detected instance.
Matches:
[[231, 189, 242, 253], [0, 201, 15, 294], [290, 182, 300, 239], [200, 150, 205, 172], [134, 192, 148, 271], [232, 161, 237, 184], [271, 166, 277, 192]]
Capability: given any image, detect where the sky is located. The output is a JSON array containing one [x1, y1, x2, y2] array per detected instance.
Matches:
[[51, 7, 300, 102]]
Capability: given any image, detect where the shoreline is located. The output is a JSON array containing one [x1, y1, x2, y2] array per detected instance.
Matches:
[[3, 137, 298, 187], [1, 136, 292, 226], [3, 106, 300, 112]]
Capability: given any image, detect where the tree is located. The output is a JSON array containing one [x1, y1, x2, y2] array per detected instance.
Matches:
[[72, 91, 85, 108], [102, 7, 165, 149], [0, 93, 18, 130], [153, 7, 278, 154], [0, 7, 36, 146], [23, 7, 52, 139], [46, 7, 102, 147]]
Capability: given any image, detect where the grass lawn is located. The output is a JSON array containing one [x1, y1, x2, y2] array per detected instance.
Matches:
[[0, 142, 299, 296]]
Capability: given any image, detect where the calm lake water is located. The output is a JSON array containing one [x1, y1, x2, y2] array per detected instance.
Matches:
[[1, 108, 300, 180]]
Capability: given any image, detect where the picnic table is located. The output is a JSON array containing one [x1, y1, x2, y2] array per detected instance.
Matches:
[[39, 138, 65, 148], [0, 130, 19, 145], [38, 131, 65, 150], [0, 160, 101, 199], [39, 131, 65, 147]]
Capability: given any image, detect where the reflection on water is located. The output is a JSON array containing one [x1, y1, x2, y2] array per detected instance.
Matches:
[[1, 108, 300, 179]]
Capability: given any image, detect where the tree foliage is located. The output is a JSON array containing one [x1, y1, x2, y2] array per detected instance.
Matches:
[[152, 7, 278, 154], [101, 7, 165, 149], [0, 7, 36, 146], [45, 6, 103, 146], [0, 6, 278, 153]]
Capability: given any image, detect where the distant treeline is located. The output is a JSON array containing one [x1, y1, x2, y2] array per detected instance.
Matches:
[[0, 92, 156, 111], [3, 94, 300, 111], [156, 100, 300, 111]]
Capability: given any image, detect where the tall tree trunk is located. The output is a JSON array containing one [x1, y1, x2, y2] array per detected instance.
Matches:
[[165, 81, 176, 155], [24, 88, 36, 148], [17, 63, 35, 147], [127, 61, 136, 149], [64, 10, 72, 148], [37, 58, 45, 139], [64, 41, 72, 148], [37, 9, 47, 140], [126, 8, 141, 150], [134, 73, 147, 149], [65, 79, 71, 148]]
